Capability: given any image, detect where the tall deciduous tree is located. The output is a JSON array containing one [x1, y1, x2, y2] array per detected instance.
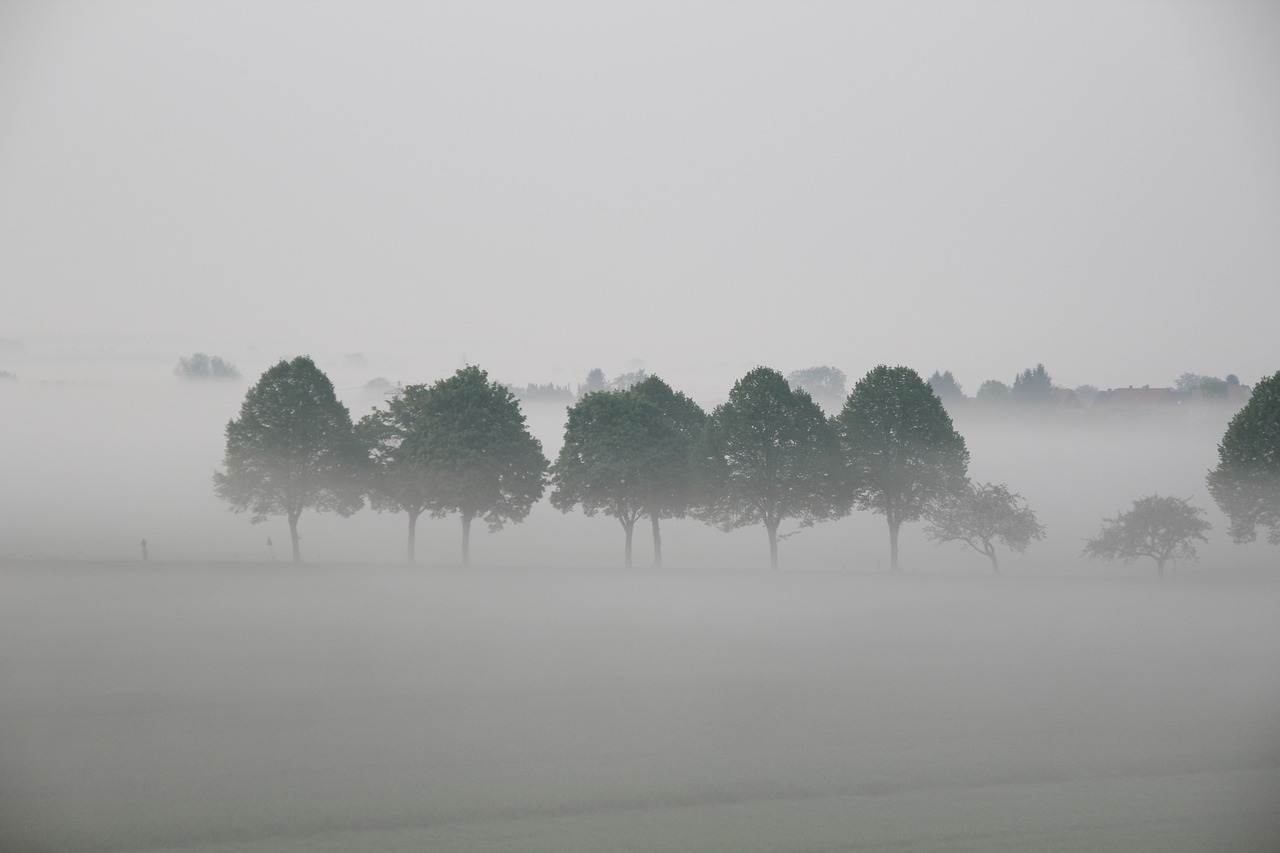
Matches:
[[405, 366, 548, 566], [837, 366, 969, 571], [1207, 370, 1280, 545], [552, 377, 705, 568], [1083, 494, 1211, 576], [630, 375, 706, 567], [926, 482, 1044, 573], [551, 390, 654, 567], [696, 367, 843, 569], [358, 384, 435, 564], [213, 356, 364, 562]]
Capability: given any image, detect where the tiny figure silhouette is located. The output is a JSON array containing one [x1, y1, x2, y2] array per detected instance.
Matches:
[[141, 539, 148, 561], [267, 536, 275, 561]]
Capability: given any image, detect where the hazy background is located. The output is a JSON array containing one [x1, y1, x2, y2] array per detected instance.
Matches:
[[1, 0, 1278, 569], [2, 0, 1279, 395], [3, 6, 1279, 847]]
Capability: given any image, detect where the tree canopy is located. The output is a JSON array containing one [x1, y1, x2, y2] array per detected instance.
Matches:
[[176, 352, 240, 381], [552, 377, 706, 567], [926, 482, 1044, 573], [696, 367, 843, 569], [402, 366, 548, 565], [837, 365, 969, 571], [1083, 494, 1211, 576], [927, 370, 964, 405], [1176, 372, 1228, 393], [1207, 370, 1280, 545], [629, 375, 707, 565], [787, 366, 847, 411], [357, 384, 435, 563], [578, 368, 607, 396], [213, 355, 364, 562], [551, 390, 656, 567], [975, 379, 1011, 405], [1011, 363, 1053, 405]]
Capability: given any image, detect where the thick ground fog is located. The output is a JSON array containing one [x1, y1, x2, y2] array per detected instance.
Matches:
[[1, 561, 1277, 851], [0, 362, 1272, 574]]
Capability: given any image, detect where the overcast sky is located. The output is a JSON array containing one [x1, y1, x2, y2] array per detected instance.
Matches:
[[2, 0, 1277, 395]]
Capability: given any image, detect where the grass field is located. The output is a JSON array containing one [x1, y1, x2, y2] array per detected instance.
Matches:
[[2, 561, 1277, 852]]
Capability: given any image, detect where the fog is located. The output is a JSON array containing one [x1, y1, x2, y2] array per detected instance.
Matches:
[[4, 0, 1280, 847], [3, 563, 1278, 851], [2, 351, 1279, 848], [0, 347, 1271, 574]]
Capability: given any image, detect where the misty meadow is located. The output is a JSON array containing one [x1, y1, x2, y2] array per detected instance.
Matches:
[[1, 350, 1278, 852], [5, 0, 1280, 849]]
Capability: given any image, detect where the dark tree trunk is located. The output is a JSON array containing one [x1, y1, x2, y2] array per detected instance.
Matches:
[[621, 517, 635, 569], [1155, 556, 1166, 578], [461, 512, 473, 567], [651, 514, 662, 568], [288, 509, 302, 563], [766, 519, 779, 570], [985, 541, 1000, 574], [406, 507, 421, 565]]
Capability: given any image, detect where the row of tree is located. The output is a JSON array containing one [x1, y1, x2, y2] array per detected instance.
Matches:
[[213, 358, 1280, 572]]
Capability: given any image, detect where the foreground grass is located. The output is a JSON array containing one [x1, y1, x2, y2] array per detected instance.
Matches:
[[1, 561, 1277, 852]]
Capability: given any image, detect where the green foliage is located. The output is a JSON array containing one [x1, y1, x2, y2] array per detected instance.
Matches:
[[1200, 377, 1228, 398], [629, 375, 708, 523], [213, 356, 364, 561], [578, 368, 607, 396], [552, 390, 652, 527], [175, 352, 240, 381], [1175, 372, 1224, 393], [1083, 494, 1211, 576], [1011, 363, 1053, 405], [976, 379, 1011, 404], [926, 482, 1044, 573], [787, 366, 847, 411], [358, 384, 436, 560], [609, 369, 648, 391], [403, 366, 548, 562], [837, 366, 969, 570], [551, 376, 705, 566], [696, 367, 843, 569], [515, 382, 575, 405], [927, 370, 964, 403], [1207, 371, 1280, 545]]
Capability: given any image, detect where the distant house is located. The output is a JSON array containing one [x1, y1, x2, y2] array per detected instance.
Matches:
[[1050, 388, 1084, 413], [1091, 386, 1180, 417]]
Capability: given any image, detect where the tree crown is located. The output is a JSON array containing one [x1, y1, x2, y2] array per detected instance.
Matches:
[[1207, 370, 1280, 544], [403, 365, 548, 530], [837, 365, 969, 524], [697, 367, 843, 533], [1083, 494, 1211, 571], [213, 355, 364, 523]]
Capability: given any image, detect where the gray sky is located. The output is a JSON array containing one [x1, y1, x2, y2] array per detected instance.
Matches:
[[3, 0, 1278, 396]]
